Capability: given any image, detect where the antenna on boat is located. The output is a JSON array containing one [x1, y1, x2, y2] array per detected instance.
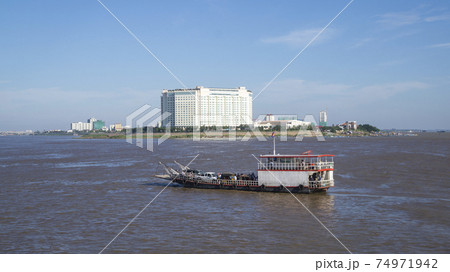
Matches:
[[272, 131, 276, 155]]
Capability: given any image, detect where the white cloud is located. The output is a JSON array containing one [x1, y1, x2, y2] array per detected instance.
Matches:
[[377, 9, 450, 28], [424, 14, 450, 22], [0, 87, 155, 105], [0, 87, 160, 130], [377, 11, 421, 27], [350, 37, 374, 49], [263, 78, 349, 97], [355, 81, 429, 100], [261, 79, 429, 104], [254, 79, 431, 127], [261, 28, 336, 47], [430, 42, 450, 48]]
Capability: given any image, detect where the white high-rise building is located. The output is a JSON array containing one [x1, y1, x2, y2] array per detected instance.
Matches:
[[71, 122, 93, 131], [161, 86, 252, 127], [320, 110, 328, 126]]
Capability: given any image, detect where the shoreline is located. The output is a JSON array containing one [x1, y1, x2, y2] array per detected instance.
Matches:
[[74, 130, 421, 139]]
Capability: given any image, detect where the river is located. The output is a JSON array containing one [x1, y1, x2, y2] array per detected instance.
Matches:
[[0, 133, 448, 253]]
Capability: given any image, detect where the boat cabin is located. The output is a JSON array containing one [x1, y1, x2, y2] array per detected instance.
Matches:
[[258, 154, 334, 171]]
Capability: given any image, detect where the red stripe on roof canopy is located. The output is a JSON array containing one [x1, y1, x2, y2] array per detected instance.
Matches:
[[260, 154, 334, 158]]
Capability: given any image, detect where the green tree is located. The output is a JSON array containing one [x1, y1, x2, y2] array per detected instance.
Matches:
[[358, 124, 380, 132]]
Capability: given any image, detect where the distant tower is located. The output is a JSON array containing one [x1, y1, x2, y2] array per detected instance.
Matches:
[[87, 118, 97, 131], [319, 110, 328, 127]]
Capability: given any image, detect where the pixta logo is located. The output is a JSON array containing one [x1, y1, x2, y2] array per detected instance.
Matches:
[[125, 106, 325, 151], [125, 105, 171, 151]]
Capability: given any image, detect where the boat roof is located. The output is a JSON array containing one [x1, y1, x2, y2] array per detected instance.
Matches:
[[260, 154, 334, 158]]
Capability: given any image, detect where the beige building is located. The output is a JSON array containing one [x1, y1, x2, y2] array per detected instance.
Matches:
[[340, 121, 358, 130], [161, 86, 252, 127]]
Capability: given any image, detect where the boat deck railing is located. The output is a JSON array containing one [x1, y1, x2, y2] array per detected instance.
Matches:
[[178, 176, 259, 187], [220, 179, 259, 187], [258, 161, 334, 171]]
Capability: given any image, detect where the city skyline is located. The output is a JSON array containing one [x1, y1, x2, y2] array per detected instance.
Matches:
[[1, 0, 449, 131]]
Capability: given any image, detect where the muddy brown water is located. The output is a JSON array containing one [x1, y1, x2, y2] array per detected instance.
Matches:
[[0, 133, 448, 253]]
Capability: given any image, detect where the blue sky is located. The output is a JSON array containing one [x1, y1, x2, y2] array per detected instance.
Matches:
[[1, 0, 449, 130]]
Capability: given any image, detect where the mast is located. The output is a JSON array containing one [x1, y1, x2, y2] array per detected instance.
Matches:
[[273, 132, 276, 155]]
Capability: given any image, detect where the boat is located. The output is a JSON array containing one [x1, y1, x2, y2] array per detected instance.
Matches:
[[155, 139, 335, 194]]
